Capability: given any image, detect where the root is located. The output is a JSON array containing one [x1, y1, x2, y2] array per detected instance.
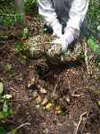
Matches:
[[74, 112, 87, 134]]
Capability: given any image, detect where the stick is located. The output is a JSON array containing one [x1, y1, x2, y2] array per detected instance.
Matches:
[[7, 122, 31, 134], [16, 122, 31, 130], [74, 112, 87, 134], [52, 75, 61, 97]]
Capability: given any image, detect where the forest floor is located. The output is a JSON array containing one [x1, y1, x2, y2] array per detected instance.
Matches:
[[0, 15, 100, 134]]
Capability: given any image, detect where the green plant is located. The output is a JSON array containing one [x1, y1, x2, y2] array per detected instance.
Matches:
[[87, 37, 100, 54], [24, 0, 37, 12], [0, 13, 25, 27], [0, 82, 13, 133], [87, 0, 100, 37], [14, 42, 24, 53], [0, 82, 13, 121]]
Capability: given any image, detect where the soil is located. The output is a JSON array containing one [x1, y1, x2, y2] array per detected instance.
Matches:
[[0, 15, 100, 134]]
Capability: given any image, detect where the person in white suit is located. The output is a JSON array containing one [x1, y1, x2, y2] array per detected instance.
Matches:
[[37, 0, 89, 57]]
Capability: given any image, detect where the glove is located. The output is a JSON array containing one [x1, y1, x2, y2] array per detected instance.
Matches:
[[50, 19, 62, 38], [47, 37, 68, 58], [47, 30, 75, 58], [63, 29, 75, 46], [52, 37, 69, 53]]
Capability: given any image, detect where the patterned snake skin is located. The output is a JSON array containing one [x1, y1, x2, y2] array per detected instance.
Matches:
[[25, 34, 83, 63]]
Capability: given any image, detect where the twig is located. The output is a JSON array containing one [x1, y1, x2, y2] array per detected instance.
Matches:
[[0, 44, 7, 51], [72, 93, 83, 97], [16, 122, 31, 130], [7, 122, 31, 134], [74, 112, 87, 134], [52, 75, 61, 96]]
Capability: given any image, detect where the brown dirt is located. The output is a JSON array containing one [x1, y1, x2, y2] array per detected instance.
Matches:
[[0, 16, 100, 134]]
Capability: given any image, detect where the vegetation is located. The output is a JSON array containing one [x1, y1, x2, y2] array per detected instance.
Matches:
[[0, 0, 100, 134], [0, 82, 13, 134], [87, 0, 100, 37]]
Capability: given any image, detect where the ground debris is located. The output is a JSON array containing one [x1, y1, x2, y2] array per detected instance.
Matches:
[[0, 16, 100, 134]]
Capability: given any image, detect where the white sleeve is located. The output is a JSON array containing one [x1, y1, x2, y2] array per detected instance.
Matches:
[[37, 0, 57, 25], [64, 0, 89, 44]]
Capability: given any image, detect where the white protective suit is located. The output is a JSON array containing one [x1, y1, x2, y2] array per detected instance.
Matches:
[[38, 0, 89, 52]]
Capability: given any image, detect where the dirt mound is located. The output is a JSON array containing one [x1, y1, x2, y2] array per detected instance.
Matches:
[[0, 16, 100, 134]]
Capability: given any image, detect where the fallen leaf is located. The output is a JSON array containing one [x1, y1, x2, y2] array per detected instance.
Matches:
[[97, 100, 100, 106], [41, 97, 48, 106], [2, 94, 12, 99], [0, 82, 3, 95], [40, 87, 47, 94], [36, 96, 42, 104], [45, 103, 54, 111]]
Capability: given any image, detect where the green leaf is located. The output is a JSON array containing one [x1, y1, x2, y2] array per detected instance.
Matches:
[[97, 100, 100, 106], [43, 28, 48, 33], [0, 112, 5, 120], [0, 82, 3, 95], [4, 64, 12, 73], [22, 27, 29, 39], [2, 94, 12, 100], [11, 128, 17, 134], [0, 127, 6, 134], [3, 101, 9, 113], [14, 42, 24, 53], [9, 109, 13, 116], [24, 0, 36, 11], [87, 38, 100, 54]]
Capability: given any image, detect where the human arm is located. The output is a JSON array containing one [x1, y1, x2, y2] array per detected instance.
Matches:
[[48, 0, 89, 57], [62, 0, 89, 48], [37, 0, 62, 37]]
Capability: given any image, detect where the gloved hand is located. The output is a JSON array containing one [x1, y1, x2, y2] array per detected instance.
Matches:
[[47, 37, 68, 58], [50, 19, 62, 38], [47, 30, 75, 58], [52, 37, 69, 53]]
